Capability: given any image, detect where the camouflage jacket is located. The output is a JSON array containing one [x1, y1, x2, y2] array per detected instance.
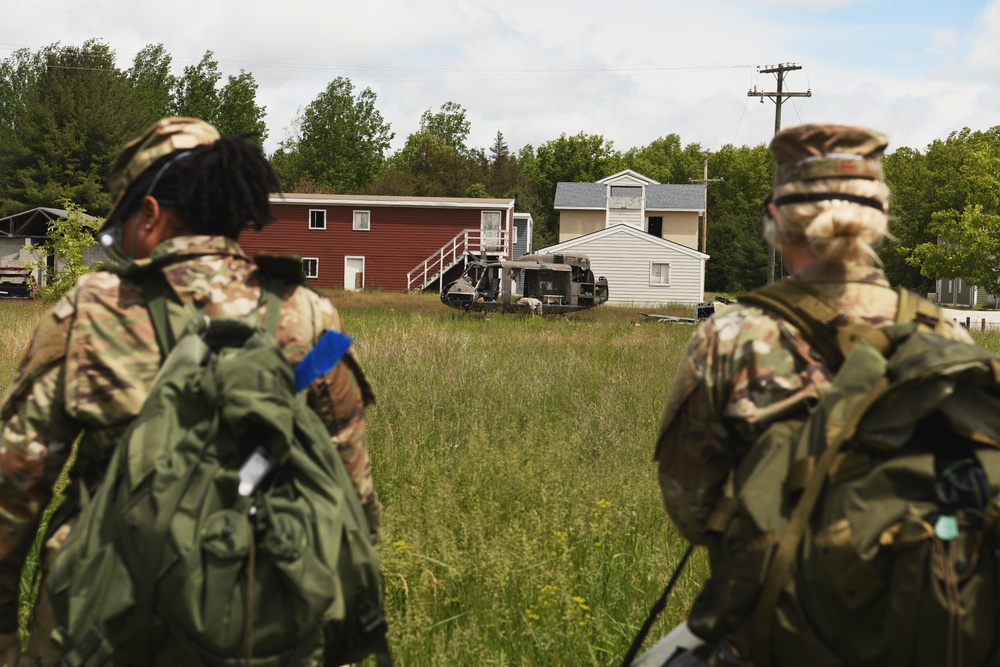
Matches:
[[0, 236, 378, 632], [655, 261, 973, 545]]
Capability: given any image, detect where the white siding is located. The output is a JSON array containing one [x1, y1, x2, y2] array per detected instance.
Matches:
[[607, 208, 642, 229], [547, 228, 704, 305]]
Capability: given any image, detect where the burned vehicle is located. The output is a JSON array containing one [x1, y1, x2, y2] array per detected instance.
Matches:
[[0, 266, 34, 299], [441, 253, 609, 314]]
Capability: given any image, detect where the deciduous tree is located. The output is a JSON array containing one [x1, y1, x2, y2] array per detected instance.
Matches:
[[127, 43, 175, 129], [419, 101, 471, 153], [273, 77, 393, 193], [522, 133, 623, 246], [886, 126, 1000, 292], [173, 51, 221, 123], [217, 70, 267, 143]]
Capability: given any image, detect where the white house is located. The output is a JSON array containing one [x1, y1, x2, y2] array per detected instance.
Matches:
[[549, 169, 708, 305], [538, 224, 709, 306], [553, 169, 704, 248]]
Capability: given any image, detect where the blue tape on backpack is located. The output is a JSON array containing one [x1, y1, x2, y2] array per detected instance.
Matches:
[[295, 330, 353, 393]]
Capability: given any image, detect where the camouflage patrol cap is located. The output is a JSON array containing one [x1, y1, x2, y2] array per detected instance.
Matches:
[[104, 117, 220, 224], [770, 124, 888, 186]]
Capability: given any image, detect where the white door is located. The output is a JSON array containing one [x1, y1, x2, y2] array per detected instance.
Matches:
[[481, 211, 502, 252], [345, 256, 364, 291]]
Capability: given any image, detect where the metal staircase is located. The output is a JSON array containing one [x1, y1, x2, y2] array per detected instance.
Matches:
[[407, 228, 508, 292]]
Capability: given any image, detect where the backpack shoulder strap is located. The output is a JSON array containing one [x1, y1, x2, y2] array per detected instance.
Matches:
[[895, 287, 951, 334], [136, 257, 292, 357], [260, 275, 286, 337], [739, 279, 891, 370], [137, 269, 185, 358]]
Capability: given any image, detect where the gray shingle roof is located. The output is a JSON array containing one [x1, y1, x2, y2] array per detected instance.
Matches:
[[554, 182, 607, 208], [646, 184, 704, 210], [554, 182, 704, 210]]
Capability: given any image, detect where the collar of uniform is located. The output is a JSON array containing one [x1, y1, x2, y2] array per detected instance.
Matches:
[[148, 235, 248, 262], [795, 260, 891, 289]]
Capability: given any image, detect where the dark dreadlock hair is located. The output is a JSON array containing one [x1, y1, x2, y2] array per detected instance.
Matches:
[[117, 134, 280, 240]]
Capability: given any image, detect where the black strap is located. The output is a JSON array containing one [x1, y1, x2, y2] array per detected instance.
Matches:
[[620, 544, 694, 667], [370, 626, 394, 667], [772, 192, 885, 211]]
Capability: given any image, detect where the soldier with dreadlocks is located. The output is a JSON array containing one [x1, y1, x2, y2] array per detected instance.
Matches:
[[0, 118, 380, 665]]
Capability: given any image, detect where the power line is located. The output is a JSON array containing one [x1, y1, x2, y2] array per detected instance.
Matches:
[[2, 43, 757, 78]]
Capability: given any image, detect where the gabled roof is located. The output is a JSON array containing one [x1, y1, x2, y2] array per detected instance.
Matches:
[[598, 169, 659, 186], [554, 182, 704, 211], [539, 224, 709, 260], [0, 207, 100, 238], [271, 193, 515, 210]]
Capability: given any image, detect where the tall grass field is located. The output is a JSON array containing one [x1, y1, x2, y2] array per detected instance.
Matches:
[[3, 292, 995, 665]]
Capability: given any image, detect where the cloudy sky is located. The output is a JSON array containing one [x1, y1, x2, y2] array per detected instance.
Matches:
[[3, 0, 998, 157]]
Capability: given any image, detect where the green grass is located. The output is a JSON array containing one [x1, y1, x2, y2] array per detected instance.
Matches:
[[0, 293, 707, 666], [9, 288, 1000, 665]]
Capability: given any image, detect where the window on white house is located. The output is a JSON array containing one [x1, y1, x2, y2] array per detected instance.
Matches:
[[302, 257, 319, 279], [650, 262, 670, 286], [513, 226, 518, 245], [353, 210, 370, 231], [308, 210, 326, 230]]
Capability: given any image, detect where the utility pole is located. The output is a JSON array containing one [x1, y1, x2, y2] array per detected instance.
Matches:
[[748, 63, 811, 283], [690, 153, 723, 254]]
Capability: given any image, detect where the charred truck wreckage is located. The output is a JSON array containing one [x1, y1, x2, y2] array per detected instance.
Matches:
[[441, 253, 609, 314]]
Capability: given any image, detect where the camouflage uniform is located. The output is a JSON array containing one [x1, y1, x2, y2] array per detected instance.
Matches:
[[654, 123, 969, 545], [649, 123, 984, 667], [655, 260, 972, 544], [0, 235, 379, 644]]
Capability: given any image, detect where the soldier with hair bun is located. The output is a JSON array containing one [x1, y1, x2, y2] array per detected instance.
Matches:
[[0, 118, 381, 666], [648, 124, 973, 666]]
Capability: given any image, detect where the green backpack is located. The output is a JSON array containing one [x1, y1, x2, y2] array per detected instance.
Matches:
[[47, 262, 392, 667], [687, 279, 1000, 667]]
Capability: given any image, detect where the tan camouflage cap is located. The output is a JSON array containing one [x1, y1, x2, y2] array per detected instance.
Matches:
[[770, 124, 888, 186], [104, 117, 220, 224]]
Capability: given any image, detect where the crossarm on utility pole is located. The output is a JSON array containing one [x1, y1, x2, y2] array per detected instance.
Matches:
[[747, 63, 811, 283]]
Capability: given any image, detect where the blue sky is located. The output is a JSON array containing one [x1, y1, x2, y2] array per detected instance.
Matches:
[[2, 0, 999, 158]]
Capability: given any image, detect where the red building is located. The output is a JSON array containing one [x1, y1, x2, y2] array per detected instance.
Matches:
[[238, 193, 516, 292]]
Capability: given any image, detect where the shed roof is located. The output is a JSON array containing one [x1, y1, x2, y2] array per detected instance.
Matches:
[[0, 207, 100, 238]]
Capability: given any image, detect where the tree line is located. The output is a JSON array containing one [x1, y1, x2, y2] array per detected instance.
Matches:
[[1, 40, 996, 295]]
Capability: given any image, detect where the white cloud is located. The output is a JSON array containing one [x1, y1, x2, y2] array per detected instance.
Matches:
[[929, 27, 961, 52], [747, 0, 858, 9], [966, 0, 1000, 75], [3, 0, 998, 163]]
